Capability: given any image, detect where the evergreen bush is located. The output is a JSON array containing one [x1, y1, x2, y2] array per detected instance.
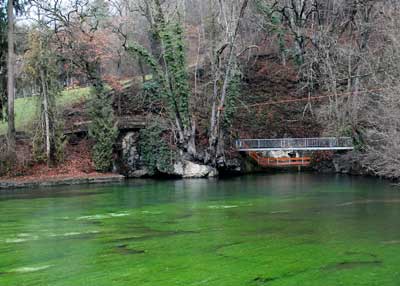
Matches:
[[89, 84, 118, 172]]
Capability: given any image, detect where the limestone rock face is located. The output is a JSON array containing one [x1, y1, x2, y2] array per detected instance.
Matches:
[[333, 152, 367, 176], [119, 132, 218, 178], [224, 158, 242, 173], [118, 132, 218, 178], [173, 160, 218, 178], [120, 132, 149, 178]]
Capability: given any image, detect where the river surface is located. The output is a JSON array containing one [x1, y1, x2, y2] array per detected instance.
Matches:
[[0, 174, 400, 286]]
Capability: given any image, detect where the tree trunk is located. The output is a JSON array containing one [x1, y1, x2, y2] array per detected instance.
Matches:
[[7, 0, 16, 157], [187, 119, 197, 157], [146, 0, 164, 67], [40, 69, 51, 165], [207, 0, 249, 166], [138, 58, 146, 83]]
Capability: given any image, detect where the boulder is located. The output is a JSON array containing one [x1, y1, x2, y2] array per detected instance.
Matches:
[[267, 150, 291, 158], [173, 160, 218, 178]]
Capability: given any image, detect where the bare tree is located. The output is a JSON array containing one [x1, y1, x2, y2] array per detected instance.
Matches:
[[206, 0, 249, 166], [0, 1, 6, 120], [7, 0, 16, 157], [31, 0, 119, 171]]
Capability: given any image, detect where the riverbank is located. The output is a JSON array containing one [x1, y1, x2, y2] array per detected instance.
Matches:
[[0, 154, 351, 190], [0, 173, 125, 189], [0, 138, 127, 189], [0, 149, 371, 190]]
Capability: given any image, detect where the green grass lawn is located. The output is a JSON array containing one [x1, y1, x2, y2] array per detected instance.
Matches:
[[0, 87, 92, 135], [0, 76, 149, 136]]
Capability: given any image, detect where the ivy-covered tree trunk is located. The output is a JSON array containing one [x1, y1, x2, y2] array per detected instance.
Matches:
[[141, 0, 164, 68], [125, 3, 197, 160]]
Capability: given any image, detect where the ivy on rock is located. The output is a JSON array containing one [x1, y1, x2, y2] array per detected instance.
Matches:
[[138, 124, 176, 176]]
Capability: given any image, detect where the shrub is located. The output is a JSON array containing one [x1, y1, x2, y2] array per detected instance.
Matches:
[[89, 85, 118, 172]]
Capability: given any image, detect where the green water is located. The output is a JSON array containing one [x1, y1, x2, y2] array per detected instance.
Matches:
[[0, 174, 400, 286]]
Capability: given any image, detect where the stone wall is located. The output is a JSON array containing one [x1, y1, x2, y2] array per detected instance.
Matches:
[[118, 132, 149, 177]]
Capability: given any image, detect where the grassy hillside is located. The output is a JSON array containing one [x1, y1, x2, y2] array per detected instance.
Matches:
[[0, 87, 92, 135]]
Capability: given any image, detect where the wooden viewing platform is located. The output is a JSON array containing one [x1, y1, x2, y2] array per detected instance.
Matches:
[[236, 137, 354, 151], [237, 137, 354, 168]]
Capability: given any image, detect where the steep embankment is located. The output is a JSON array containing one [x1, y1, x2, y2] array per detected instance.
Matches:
[[222, 54, 333, 173], [233, 54, 322, 139]]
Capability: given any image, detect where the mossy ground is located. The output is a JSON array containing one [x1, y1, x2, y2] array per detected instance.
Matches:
[[0, 174, 399, 285]]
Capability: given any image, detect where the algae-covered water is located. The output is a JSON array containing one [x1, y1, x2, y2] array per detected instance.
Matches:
[[1, 174, 400, 286]]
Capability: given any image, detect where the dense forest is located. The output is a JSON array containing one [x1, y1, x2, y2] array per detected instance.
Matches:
[[0, 0, 400, 181]]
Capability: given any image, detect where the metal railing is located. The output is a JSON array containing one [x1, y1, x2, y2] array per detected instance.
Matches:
[[236, 137, 354, 151]]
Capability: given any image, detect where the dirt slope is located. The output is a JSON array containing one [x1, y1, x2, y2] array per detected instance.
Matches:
[[233, 54, 322, 139]]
